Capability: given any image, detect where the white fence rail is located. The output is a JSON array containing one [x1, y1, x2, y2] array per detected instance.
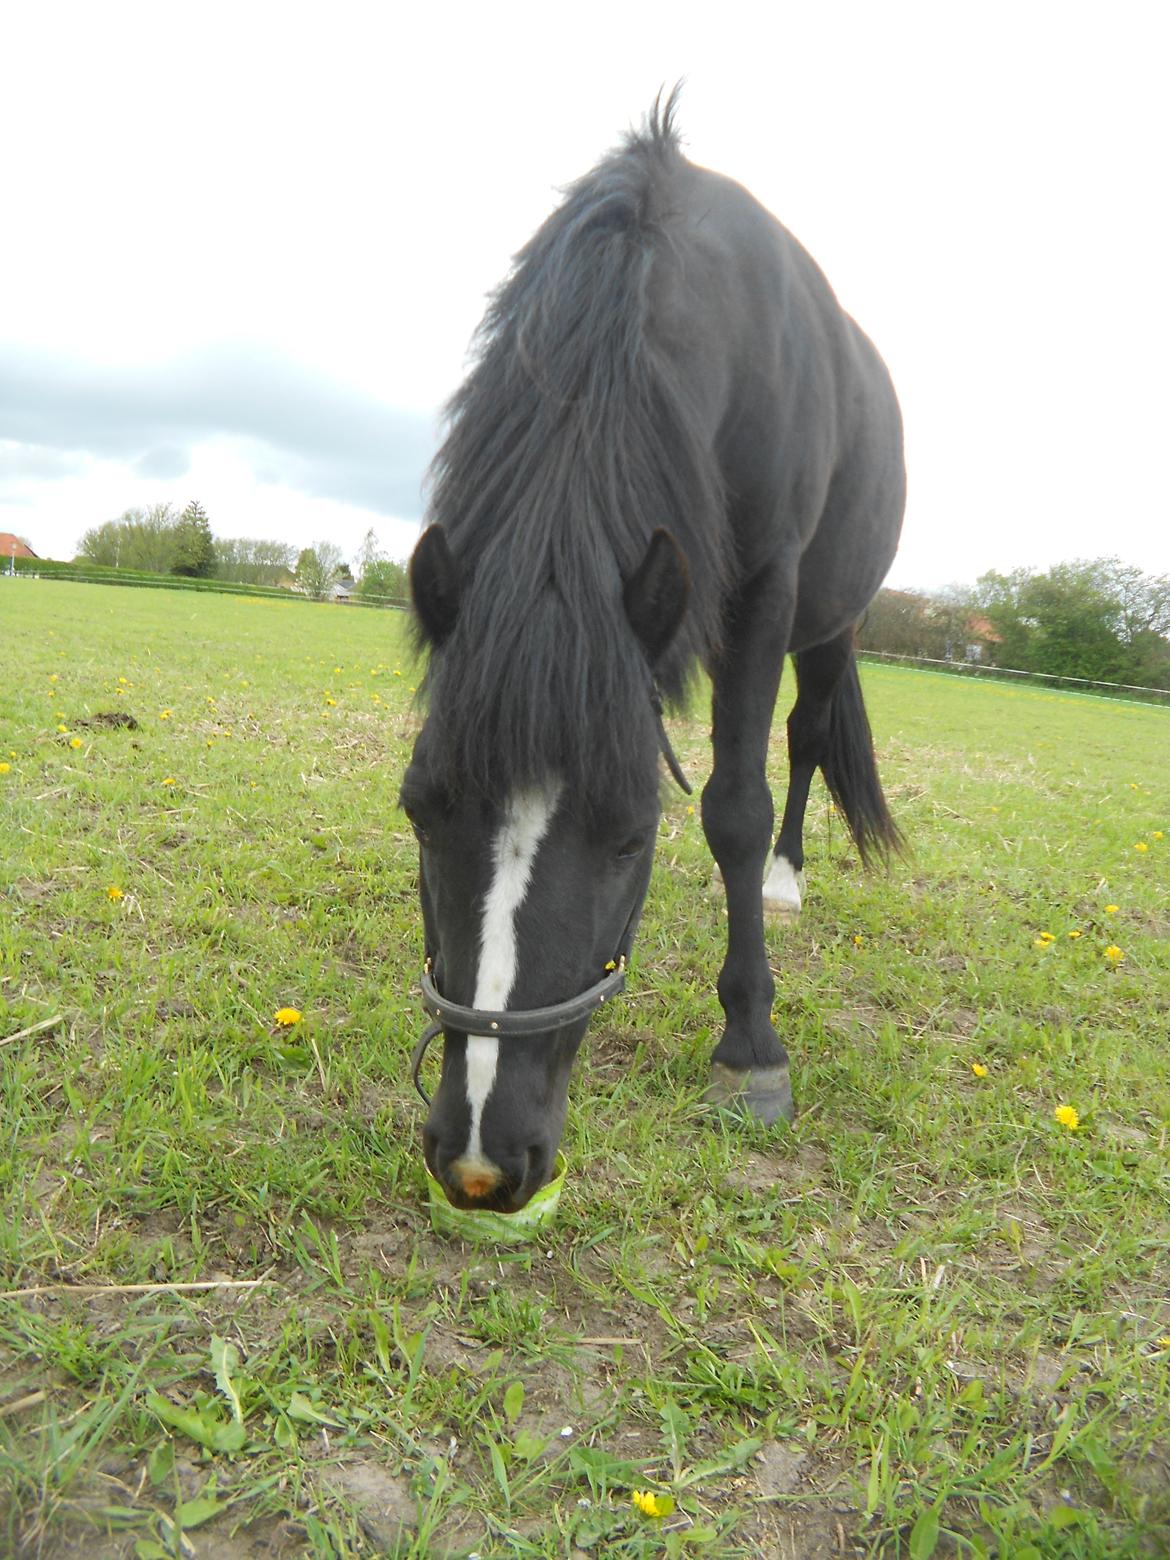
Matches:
[[858, 649, 1170, 706]]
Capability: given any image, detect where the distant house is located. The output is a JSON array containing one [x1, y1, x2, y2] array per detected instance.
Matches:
[[964, 614, 1003, 664], [330, 574, 356, 603], [1, 533, 38, 562]]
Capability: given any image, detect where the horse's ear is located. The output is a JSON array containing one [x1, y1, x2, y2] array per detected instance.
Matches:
[[410, 525, 462, 646], [624, 528, 690, 665]]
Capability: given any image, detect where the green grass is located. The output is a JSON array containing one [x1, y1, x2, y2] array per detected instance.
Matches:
[[2, 579, 1168, 1558]]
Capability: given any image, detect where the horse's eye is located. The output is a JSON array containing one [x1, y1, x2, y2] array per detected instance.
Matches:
[[616, 835, 646, 861]]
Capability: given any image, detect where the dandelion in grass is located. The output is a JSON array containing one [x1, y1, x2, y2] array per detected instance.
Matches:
[[971, 1062, 989, 1078], [1157, 1336, 1170, 1352], [69, 736, 82, 750], [1104, 944, 1124, 964], [1104, 904, 1119, 914], [107, 885, 124, 901], [1135, 841, 1149, 853], [1067, 929, 1082, 939], [1054, 1104, 1080, 1131], [162, 776, 177, 787], [631, 1491, 674, 1518], [274, 1007, 302, 1026], [1154, 831, 1164, 841], [57, 723, 68, 734], [159, 709, 172, 720], [853, 933, 865, 947], [0, 762, 10, 776], [1034, 931, 1056, 948]]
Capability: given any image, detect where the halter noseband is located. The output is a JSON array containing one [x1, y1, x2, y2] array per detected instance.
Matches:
[[410, 685, 690, 1107]]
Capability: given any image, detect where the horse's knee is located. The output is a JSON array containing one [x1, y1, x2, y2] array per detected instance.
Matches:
[[702, 772, 773, 865]]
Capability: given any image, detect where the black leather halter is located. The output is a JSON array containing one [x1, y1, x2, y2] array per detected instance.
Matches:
[[410, 688, 691, 1107]]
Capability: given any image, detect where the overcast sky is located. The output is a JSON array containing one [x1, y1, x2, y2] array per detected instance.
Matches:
[[2, 1, 1167, 590]]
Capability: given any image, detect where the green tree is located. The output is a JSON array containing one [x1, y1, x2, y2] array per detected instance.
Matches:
[[172, 501, 216, 578], [973, 557, 1170, 687], [295, 541, 346, 601], [77, 504, 179, 572], [355, 557, 408, 605], [214, 537, 298, 586]]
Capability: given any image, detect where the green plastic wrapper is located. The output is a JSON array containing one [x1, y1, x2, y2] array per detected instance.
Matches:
[[426, 1154, 567, 1243]]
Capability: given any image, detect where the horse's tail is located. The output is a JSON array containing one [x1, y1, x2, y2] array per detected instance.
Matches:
[[821, 651, 904, 866]]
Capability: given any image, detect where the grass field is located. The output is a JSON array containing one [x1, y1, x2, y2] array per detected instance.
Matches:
[[2, 579, 1168, 1559]]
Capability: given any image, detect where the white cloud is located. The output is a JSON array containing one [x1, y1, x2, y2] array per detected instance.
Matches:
[[2, 1, 1168, 584]]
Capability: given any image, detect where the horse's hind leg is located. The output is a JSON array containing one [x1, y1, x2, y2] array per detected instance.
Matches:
[[700, 568, 795, 1125], [764, 629, 855, 917]]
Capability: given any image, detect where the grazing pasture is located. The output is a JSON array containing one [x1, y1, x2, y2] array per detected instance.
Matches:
[[2, 580, 1168, 1559]]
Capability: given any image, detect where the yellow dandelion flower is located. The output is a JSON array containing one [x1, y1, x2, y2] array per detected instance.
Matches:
[[49, 673, 58, 682], [1067, 929, 1082, 939], [686, 804, 694, 815], [274, 1007, 302, 1026], [1054, 1104, 1080, 1131], [1036, 931, 1056, 944], [1103, 944, 1124, 964], [159, 709, 172, 720], [107, 885, 124, 901], [971, 1062, 989, 1078], [1157, 1336, 1170, 1352], [69, 736, 83, 749], [631, 1490, 674, 1518], [162, 776, 177, 787], [325, 697, 337, 707], [0, 762, 10, 776], [1104, 904, 1119, 914], [57, 723, 69, 734], [853, 933, 865, 947], [1033, 936, 1053, 949], [1154, 831, 1165, 841], [1135, 841, 1149, 853], [118, 676, 129, 684]]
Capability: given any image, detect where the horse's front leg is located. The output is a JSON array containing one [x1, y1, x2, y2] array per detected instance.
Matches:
[[700, 576, 795, 1125]]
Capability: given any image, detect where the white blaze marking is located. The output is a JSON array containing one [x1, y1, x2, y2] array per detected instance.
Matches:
[[763, 853, 804, 915], [463, 783, 561, 1165]]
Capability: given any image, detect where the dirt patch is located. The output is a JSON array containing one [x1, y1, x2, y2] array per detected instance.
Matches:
[[723, 1145, 828, 1197], [72, 712, 141, 731], [322, 1457, 417, 1550]]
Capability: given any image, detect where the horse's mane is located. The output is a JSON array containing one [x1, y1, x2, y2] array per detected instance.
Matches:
[[421, 92, 728, 805]]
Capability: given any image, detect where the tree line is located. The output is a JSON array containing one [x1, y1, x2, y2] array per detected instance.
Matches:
[[76, 507, 409, 604], [858, 557, 1170, 690], [69, 513, 1170, 686]]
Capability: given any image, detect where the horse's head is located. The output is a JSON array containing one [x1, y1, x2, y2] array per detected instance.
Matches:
[[401, 524, 689, 1212]]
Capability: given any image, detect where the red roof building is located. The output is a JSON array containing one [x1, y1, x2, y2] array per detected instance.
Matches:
[[1, 533, 38, 560]]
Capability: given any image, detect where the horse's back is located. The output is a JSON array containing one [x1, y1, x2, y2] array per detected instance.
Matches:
[[646, 154, 905, 636]]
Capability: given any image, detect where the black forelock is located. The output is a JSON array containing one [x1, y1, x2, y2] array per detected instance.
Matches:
[[418, 94, 726, 808]]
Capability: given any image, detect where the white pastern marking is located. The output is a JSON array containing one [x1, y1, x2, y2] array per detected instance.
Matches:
[[763, 853, 804, 914], [464, 783, 562, 1163]]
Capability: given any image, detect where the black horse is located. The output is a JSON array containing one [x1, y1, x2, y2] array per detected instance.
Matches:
[[402, 96, 905, 1212]]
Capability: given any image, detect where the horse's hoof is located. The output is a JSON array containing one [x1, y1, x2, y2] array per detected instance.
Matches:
[[762, 856, 804, 918], [703, 1062, 794, 1125]]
